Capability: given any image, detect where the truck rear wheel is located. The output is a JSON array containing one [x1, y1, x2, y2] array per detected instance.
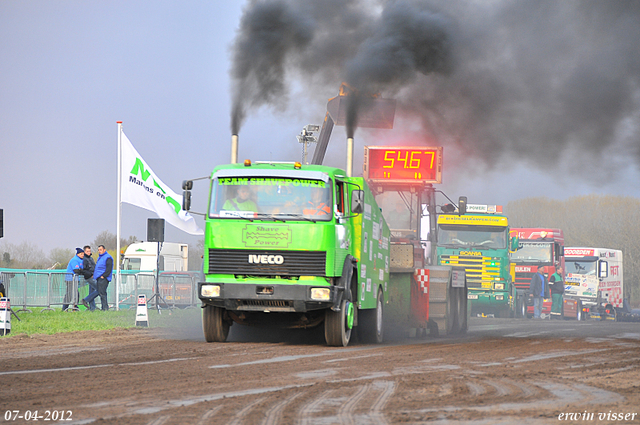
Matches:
[[202, 305, 230, 342], [325, 300, 353, 347], [358, 288, 384, 344], [605, 303, 617, 321]]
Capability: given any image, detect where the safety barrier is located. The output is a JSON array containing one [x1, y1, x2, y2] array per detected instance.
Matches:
[[0, 269, 201, 312]]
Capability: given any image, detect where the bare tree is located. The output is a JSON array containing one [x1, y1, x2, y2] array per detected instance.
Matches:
[[91, 230, 138, 252], [47, 247, 75, 270], [0, 241, 47, 269]]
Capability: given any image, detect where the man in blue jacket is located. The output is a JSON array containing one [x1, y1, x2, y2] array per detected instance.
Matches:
[[86, 245, 113, 311], [529, 266, 549, 319], [62, 248, 84, 311], [63, 248, 84, 311]]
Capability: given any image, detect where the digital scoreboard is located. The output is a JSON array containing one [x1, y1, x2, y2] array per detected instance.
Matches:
[[363, 146, 443, 185]]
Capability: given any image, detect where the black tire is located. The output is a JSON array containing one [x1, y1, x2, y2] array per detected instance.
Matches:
[[457, 286, 468, 334], [447, 283, 460, 335], [427, 318, 439, 337], [202, 305, 230, 342], [576, 301, 583, 321], [518, 296, 526, 319], [358, 288, 384, 344], [605, 303, 617, 321], [325, 299, 352, 346], [509, 286, 516, 318]]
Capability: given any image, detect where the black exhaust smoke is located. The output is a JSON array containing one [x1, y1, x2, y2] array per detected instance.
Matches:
[[228, 0, 640, 178]]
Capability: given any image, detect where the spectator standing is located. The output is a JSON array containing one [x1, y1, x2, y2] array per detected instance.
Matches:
[[63, 248, 84, 311], [549, 266, 565, 320], [86, 245, 113, 311], [528, 266, 549, 319], [79, 246, 97, 311]]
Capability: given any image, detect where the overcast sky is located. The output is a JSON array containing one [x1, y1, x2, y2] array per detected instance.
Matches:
[[1, 0, 639, 258]]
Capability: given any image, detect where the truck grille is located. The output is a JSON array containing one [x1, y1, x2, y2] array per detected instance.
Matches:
[[208, 249, 326, 276], [238, 300, 295, 311], [515, 271, 534, 290], [440, 254, 500, 289]]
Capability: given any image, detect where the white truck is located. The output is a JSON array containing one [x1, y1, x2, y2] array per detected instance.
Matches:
[[562, 247, 623, 321], [122, 242, 189, 272]]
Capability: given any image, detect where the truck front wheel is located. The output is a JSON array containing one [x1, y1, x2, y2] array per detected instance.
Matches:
[[576, 301, 583, 321], [517, 295, 526, 318], [325, 300, 353, 347], [202, 305, 230, 342]]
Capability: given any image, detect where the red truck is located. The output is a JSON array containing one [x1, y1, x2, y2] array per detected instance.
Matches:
[[509, 228, 565, 318]]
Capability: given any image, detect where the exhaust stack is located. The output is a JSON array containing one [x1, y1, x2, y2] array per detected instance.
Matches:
[[346, 137, 354, 177], [231, 134, 239, 164]]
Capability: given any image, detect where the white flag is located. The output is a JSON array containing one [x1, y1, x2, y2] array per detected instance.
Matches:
[[120, 132, 204, 235]]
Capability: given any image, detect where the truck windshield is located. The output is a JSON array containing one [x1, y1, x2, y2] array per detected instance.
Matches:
[[510, 241, 553, 263], [122, 258, 141, 271], [209, 176, 333, 221], [565, 260, 597, 275], [438, 225, 507, 249]]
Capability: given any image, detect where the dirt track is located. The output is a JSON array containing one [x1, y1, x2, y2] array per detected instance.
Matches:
[[1, 317, 640, 425]]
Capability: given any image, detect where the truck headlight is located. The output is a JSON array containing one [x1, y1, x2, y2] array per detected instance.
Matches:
[[495, 283, 504, 290], [310, 288, 331, 301], [495, 295, 504, 301], [201, 284, 220, 298]]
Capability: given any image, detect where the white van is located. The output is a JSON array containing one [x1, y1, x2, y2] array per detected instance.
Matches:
[[122, 242, 189, 272]]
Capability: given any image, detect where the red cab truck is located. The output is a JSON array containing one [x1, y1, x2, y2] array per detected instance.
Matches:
[[509, 228, 565, 318]]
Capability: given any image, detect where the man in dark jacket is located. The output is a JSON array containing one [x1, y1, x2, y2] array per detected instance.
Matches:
[[79, 246, 97, 311], [529, 266, 549, 319], [549, 266, 565, 319], [86, 245, 113, 311]]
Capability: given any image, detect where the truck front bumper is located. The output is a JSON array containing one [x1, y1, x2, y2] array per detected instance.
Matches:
[[198, 282, 342, 313], [467, 291, 510, 311]]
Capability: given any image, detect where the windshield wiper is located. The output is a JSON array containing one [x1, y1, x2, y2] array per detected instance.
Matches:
[[273, 213, 317, 223], [253, 213, 286, 222], [223, 212, 254, 221]]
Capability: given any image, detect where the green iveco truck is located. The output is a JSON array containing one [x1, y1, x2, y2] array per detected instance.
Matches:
[[182, 161, 390, 346], [436, 204, 517, 318]]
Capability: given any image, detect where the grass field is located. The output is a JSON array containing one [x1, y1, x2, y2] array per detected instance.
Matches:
[[1, 306, 202, 337]]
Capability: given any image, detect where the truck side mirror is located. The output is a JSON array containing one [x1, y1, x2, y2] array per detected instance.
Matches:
[[458, 196, 467, 215], [510, 236, 519, 251], [599, 260, 609, 278], [182, 191, 191, 211], [351, 190, 364, 214], [182, 180, 193, 190]]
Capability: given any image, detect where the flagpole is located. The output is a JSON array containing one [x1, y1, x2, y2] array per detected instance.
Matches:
[[116, 121, 123, 311]]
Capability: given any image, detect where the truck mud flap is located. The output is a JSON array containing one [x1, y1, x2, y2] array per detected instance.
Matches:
[[333, 255, 357, 311]]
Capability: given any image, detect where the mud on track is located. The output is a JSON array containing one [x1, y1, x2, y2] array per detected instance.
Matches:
[[1, 318, 640, 425]]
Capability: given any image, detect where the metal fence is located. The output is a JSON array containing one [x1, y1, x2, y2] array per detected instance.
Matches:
[[0, 268, 201, 312]]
